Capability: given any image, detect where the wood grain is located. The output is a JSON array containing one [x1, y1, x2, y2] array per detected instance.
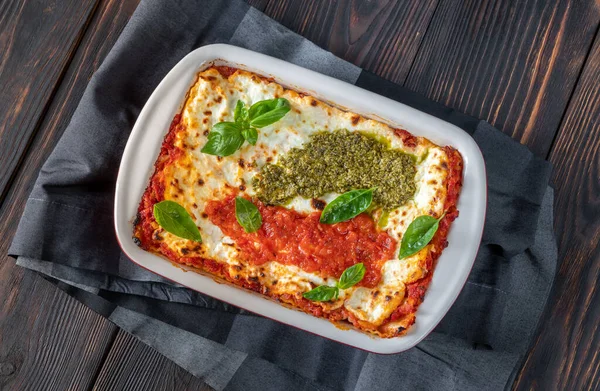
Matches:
[[0, 272, 117, 391], [0, 0, 140, 389], [405, 0, 600, 156], [513, 29, 600, 391], [261, 0, 438, 84], [0, 0, 141, 247], [93, 330, 212, 391], [246, 0, 270, 11], [0, 0, 99, 206]]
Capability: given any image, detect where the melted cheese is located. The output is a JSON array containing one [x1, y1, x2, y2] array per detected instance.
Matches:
[[155, 68, 451, 327]]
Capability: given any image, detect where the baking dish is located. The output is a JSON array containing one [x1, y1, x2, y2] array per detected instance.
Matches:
[[114, 44, 486, 354]]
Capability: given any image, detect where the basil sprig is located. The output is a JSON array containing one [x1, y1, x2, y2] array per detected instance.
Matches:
[[201, 122, 245, 157], [399, 214, 444, 259], [201, 98, 291, 156], [235, 197, 262, 233], [153, 200, 202, 242], [320, 188, 375, 224], [303, 263, 366, 302], [303, 285, 339, 302]]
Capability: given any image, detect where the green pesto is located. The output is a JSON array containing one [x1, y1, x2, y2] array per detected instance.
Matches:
[[254, 130, 417, 210]]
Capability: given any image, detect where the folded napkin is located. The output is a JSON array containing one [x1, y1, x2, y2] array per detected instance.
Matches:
[[9, 1, 557, 390]]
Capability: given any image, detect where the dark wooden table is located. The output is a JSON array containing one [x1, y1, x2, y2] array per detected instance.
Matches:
[[1, 0, 598, 389]]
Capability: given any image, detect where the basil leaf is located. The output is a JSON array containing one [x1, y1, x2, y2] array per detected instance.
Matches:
[[242, 127, 258, 145], [320, 188, 374, 224], [303, 285, 339, 302], [201, 122, 245, 157], [248, 98, 291, 128], [235, 197, 262, 233], [234, 100, 250, 129], [248, 98, 279, 119], [233, 100, 248, 125], [337, 263, 366, 290], [399, 215, 441, 259], [153, 200, 202, 242]]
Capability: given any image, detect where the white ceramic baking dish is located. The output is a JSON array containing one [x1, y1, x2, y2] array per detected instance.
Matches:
[[114, 44, 486, 354]]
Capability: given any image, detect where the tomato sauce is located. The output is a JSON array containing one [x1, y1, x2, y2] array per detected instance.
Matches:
[[204, 195, 397, 288], [393, 128, 418, 149], [214, 66, 238, 78], [135, 114, 185, 250]]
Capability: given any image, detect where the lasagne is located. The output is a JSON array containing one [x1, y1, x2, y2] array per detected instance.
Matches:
[[133, 66, 463, 338]]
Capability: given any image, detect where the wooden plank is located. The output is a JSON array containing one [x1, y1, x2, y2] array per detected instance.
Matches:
[[260, 0, 438, 84], [93, 330, 212, 391], [0, 0, 99, 205], [405, 0, 600, 156], [0, 0, 141, 389], [0, 271, 117, 390], [513, 29, 600, 391], [246, 0, 270, 11], [0, 0, 141, 246]]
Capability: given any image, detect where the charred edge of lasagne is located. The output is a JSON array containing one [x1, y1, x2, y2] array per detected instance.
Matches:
[[132, 67, 465, 338], [382, 146, 463, 334], [133, 114, 186, 250]]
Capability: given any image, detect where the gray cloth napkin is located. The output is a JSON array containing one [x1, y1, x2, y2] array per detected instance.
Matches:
[[9, 1, 557, 390]]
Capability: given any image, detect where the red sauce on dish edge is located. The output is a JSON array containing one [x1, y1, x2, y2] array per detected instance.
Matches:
[[214, 66, 238, 78], [393, 128, 418, 149], [204, 195, 396, 288], [135, 114, 184, 247]]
